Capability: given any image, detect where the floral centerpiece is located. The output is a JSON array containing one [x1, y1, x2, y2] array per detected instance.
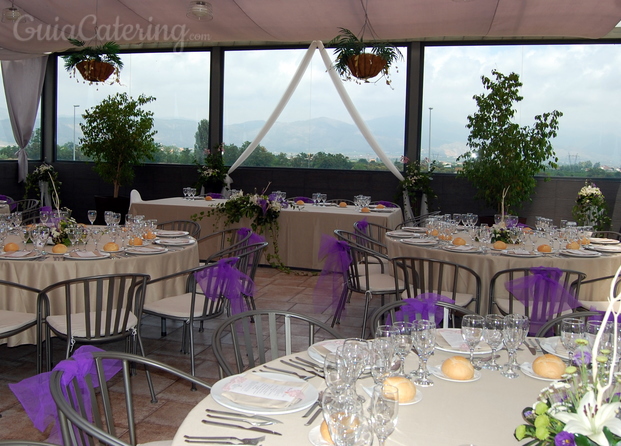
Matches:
[[195, 144, 227, 193], [49, 209, 79, 246], [24, 163, 61, 207], [398, 157, 437, 216], [572, 181, 610, 231]]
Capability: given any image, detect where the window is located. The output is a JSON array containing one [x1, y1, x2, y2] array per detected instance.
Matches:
[[222, 47, 406, 170], [422, 44, 621, 177], [56, 51, 210, 163]]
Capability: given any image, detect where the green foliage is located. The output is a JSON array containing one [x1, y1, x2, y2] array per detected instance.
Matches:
[[79, 93, 158, 198], [398, 158, 437, 214], [194, 119, 210, 163], [458, 69, 562, 213], [62, 38, 124, 72], [572, 180, 611, 231]]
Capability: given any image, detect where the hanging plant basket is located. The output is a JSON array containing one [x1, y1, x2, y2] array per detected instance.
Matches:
[[76, 60, 116, 82], [346, 53, 387, 80]]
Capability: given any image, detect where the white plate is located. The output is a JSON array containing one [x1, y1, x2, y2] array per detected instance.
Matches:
[[441, 245, 479, 254], [307, 339, 346, 364], [101, 247, 124, 254], [211, 372, 318, 415], [309, 426, 331, 446], [539, 337, 569, 360], [63, 251, 111, 260], [435, 329, 492, 355], [0, 251, 42, 260], [125, 246, 168, 255], [401, 238, 438, 246], [362, 384, 422, 406], [154, 230, 189, 237], [429, 365, 481, 383], [371, 209, 395, 213], [520, 362, 558, 381], [501, 249, 543, 258], [589, 237, 620, 245], [585, 244, 621, 253], [559, 249, 601, 258], [386, 231, 417, 238], [154, 238, 196, 246], [400, 227, 427, 233]]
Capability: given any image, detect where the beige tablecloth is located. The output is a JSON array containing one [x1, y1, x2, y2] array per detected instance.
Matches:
[[0, 235, 199, 346], [173, 344, 547, 446], [130, 198, 404, 270]]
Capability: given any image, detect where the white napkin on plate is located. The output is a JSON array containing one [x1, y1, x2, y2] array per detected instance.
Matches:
[[4, 250, 37, 258], [69, 250, 104, 258], [221, 373, 309, 409]]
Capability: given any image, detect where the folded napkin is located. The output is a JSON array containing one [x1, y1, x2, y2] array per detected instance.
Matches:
[[402, 238, 436, 245], [68, 250, 105, 258], [401, 227, 427, 233], [130, 246, 165, 253], [554, 339, 570, 357], [437, 329, 488, 353], [221, 373, 309, 409], [561, 249, 595, 256], [507, 249, 532, 255], [445, 245, 474, 252], [312, 339, 344, 357], [3, 250, 37, 258], [386, 231, 412, 237], [589, 245, 621, 253], [156, 230, 186, 236]]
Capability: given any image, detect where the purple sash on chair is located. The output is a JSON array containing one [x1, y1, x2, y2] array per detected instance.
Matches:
[[388, 294, 455, 325], [9, 346, 121, 445], [194, 257, 253, 314], [314, 235, 351, 313], [237, 227, 265, 246], [356, 219, 369, 235], [504, 267, 580, 335]]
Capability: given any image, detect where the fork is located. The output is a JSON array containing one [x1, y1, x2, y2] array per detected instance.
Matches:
[[259, 365, 313, 380], [205, 414, 273, 426], [184, 435, 265, 445]]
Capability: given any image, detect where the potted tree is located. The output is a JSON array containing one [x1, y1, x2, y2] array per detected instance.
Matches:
[[79, 93, 158, 223], [329, 28, 402, 85], [457, 69, 563, 219], [62, 38, 124, 84]]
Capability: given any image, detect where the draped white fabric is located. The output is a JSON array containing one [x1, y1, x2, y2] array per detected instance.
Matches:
[[1, 56, 48, 182], [226, 41, 403, 188]]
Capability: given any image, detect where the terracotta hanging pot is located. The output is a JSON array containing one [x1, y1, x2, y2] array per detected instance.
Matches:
[[346, 53, 387, 80], [76, 60, 116, 82]]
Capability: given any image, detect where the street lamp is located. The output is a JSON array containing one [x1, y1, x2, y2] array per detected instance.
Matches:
[[428, 107, 433, 170], [73, 105, 79, 161]]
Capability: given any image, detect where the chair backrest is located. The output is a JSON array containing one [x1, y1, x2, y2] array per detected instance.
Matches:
[[369, 299, 477, 332], [353, 221, 391, 248], [334, 229, 388, 257], [535, 311, 603, 337], [206, 242, 268, 283], [0, 280, 40, 339], [327, 198, 354, 205], [334, 236, 391, 293], [0, 442, 59, 446], [197, 227, 253, 262], [396, 210, 442, 229], [591, 231, 621, 241], [156, 219, 201, 239], [392, 256, 482, 313], [11, 199, 40, 225], [213, 309, 342, 376], [50, 351, 211, 446]]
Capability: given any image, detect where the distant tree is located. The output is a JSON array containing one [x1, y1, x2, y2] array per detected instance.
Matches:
[[222, 142, 242, 166], [26, 127, 42, 160], [194, 119, 209, 162], [313, 152, 351, 169]]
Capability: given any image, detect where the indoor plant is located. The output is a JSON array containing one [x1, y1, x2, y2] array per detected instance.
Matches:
[[329, 28, 402, 86], [62, 38, 124, 84], [195, 143, 226, 193], [397, 156, 437, 216], [458, 69, 563, 215]]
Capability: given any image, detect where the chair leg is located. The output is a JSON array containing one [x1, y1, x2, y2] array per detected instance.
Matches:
[[160, 317, 167, 337], [189, 321, 197, 391], [360, 291, 372, 339], [136, 333, 157, 403], [331, 288, 350, 327]]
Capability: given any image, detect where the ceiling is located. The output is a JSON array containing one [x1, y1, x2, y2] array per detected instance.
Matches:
[[1, 0, 621, 60]]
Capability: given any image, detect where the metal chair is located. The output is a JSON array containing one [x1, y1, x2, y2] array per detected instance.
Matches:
[[395, 211, 442, 229], [50, 351, 211, 446], [213, 309, 342, 377], [36, 273, 150, 373], [0, 442, 59, 446], [11, 199, 40, 225], [353, 220, 391, 250], [197, 227, 253, 263], [535, 311, 603, 337], [571, 274, 621, 312], [327, 198, 355, 205], [0, 280, 39, 344], [369, 299, 478, 333], [156, 219, 201, 239]]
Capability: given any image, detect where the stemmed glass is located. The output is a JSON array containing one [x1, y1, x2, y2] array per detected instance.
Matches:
[[39, 210, 50, 225], [369, 383, 399, 446], [586, 320, 612, 352], [411, 319, 436, 386], [391, 321, 414, 376], [31, 225, 50, 254], [324, 352, 351, 395], [482, 314, 505, 371], [370, 338, 396, 384], [322, 389, 370, 446], [67, 227, 80, 252], [461, 314, 484, 367], [501, 314, 529, 379], [340, 338, 370, 383], [478, 225, 491, 253], [90, 227, 104, 251], [561, 318, 585, 365], [104, 211, 113, 226], [87, 210, 97, 225]]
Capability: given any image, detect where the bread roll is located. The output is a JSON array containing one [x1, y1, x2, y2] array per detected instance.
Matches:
[[453, 237, 467, 246], [532, 354, 566, 379], [566, 241, 580, 250], [3, 242, 19, 252], [537, 244, 552, 253], [320, 420, 333, 444], [130, 237, 143, 246], [384, 376, 416, 403], [339, 202, 348, 208], [204, 196, 213, 201], [376, 204, 386, 209], [361, 207, 371, 213], [296, 200, 305, 205], [103, 242, 119, 252], [52, 244, 68, 254], [493, 241, 507, 250], [441, 356, 475, 380]]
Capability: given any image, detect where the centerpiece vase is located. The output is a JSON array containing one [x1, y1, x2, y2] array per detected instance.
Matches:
[[201, 178, 225, 195], [39, 181, 52, 207]]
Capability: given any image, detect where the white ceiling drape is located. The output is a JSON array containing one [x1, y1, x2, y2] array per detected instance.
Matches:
[[1, 56, 48, 182]]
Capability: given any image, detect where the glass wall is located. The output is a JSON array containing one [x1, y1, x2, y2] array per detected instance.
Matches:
[[222, 47, 407, 170], [56, 51, 211, 163], [422, 43, 621, 177]]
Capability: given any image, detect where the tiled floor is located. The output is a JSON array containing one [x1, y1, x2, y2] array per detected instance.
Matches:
[[0, 267, 380, 443]]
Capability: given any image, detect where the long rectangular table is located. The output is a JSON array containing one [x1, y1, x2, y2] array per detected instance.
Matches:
[[130, 198, 404, 270]]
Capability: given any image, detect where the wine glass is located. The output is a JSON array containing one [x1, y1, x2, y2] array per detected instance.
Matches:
[[32, 225, 50, 254], [340, 338, 370, 383], [67, 227, 80, 252], [482, 314, 505, 371], [461, 315, 484, 367], [90, 227, 104, 251], [104, 211, 113, 226], [561, 318, 585, 365], [391, 321, 414, 376], [411, 319, 436, 386], [87, 210, 97, 225], [324, 351, 351, 394], [369, 338, 396, 384], [39, 210, 50, 225], [322, 389, 365, 446], [369, 383, 399, 446], [501, 314, 529, 379], [587, 320, 612, 353]]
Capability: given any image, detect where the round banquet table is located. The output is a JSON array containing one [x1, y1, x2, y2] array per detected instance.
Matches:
[[172, 339, 548, 446], [0, 232, 199, 346], [385, 233, 621, 314]]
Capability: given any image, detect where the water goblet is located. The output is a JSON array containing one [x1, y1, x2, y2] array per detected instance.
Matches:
[[324, 351, 352, 394], [587, 320, 612, 353], [319, 193, 328, 207], [87, 210, 97, 225], [461, 314, 484, 367], [370, 338, 396, 384], [391, 321, 414, 376], [561, 318, 585, 365], [67, 227, 80, 252], [340, 338, 370, 382], [104, 211, 113, 226], [39, 210, 50, 225], [482, 314, 505, 371], [182, 187, 189, 199], [90, 227, 104, 251], [10, 211, 22, 228], [32, 225, 50, 254], [322, 390, 366, 446], [411, 319, 436, 386], [369, 383, 399, 446], [501, 314, 529, 379]]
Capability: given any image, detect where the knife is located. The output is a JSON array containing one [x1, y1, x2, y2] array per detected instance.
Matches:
[[205, 409, 282, 424], [525, 338, 537, 355], [202, 419, 282, 436], [295, 356, 323, 370], [280, 359, 324, 377]]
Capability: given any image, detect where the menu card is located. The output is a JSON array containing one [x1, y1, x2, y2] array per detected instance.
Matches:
[[3, 250, 37, 258], [221, 373, 309, 409], [312, 339, 344, 357], [68, 250, 105, 258]]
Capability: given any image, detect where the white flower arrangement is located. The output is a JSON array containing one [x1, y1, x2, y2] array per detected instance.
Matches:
[[572, 180, 610, 231]]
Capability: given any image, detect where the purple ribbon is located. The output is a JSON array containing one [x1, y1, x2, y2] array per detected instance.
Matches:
[[505, 266, 580, 335], [387, 294, 455, 325], [314, 235, 351, 314], [356, 219, 370, 240], [194, 257, 253, 314], [237, 227, 266, 246], [293, 196, 314, 204], [9, 346, 121, 445], [206, 192, 224, 199]]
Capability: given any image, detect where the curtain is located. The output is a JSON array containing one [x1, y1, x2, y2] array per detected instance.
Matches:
[[1, 56, 48, 182]]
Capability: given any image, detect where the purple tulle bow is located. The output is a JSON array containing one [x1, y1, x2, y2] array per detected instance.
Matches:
[[387, 294, 455, 325], [40, 205, 52, 213], [505, 266, 580, 335], [356, 219, 369, 237], [9, 346, 121, 445], [237, 227, 266, 246], [194, 257, 253, 314], [314, 235, 352, 314]]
